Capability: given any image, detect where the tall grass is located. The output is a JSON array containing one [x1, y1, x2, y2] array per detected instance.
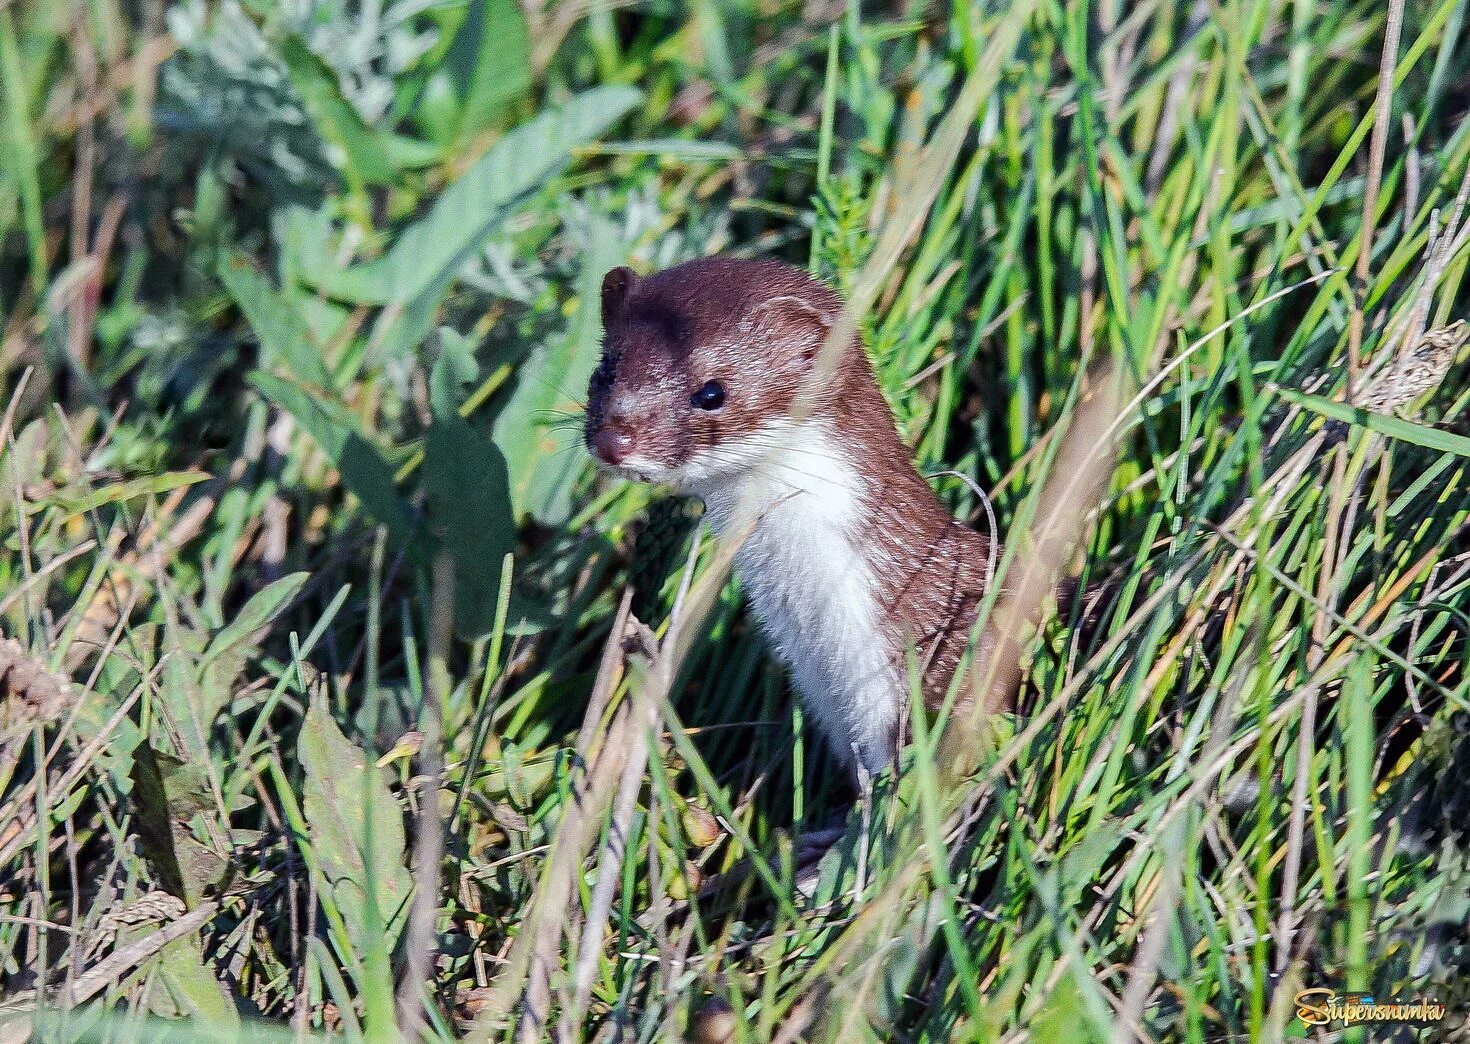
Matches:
[[1, 0, 1468, 1041]]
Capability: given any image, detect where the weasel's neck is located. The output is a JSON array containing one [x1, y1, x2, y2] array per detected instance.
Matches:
[[690, 417, 854, 532]]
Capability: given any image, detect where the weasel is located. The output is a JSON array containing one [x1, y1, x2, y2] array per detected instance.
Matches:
[[584, 257, 999, 776]]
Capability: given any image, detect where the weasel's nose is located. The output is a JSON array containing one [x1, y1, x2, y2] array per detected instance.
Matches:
[[591, 424, 636, 466]]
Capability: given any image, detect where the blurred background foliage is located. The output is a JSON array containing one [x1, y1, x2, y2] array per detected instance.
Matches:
[[1, 0, 1469, 1040]]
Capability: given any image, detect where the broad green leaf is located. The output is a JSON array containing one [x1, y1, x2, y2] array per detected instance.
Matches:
[[430, 327, 480, 412], [249, 373, 420, 554], [493, 217, 625, 525], [201, 571, 308, 668], [383, 132, 441, 169], [425, 330, 516, 639], [303, 85, 641, 307], [43, 471, 209, 522], [129, 742, 192, 902], [414, 67, 463, 147], [280, 35, 395, 188], [153, 936, 240, 1035], [424, 420, 514, 639], [68, 682, 143, 793], [155, 650, 217, 765], [299, 704, 414, 955], [1275, 386, 1470, 457], [129, 744, 227, 906], [219, 253, 332, 387], [449, 0, 531, 145]]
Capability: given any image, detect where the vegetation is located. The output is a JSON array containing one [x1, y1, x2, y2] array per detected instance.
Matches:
[[1, 0, 1468, 1040]]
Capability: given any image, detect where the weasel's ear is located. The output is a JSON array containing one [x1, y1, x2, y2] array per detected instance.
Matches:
[[601, 266, 639, 326], [745, 294, 835, 363]]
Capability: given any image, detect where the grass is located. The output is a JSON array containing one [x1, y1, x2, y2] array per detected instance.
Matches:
[[2, 0, 1469, 1040]]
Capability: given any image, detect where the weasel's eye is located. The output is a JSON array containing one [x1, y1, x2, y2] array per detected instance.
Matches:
[[690, 380, 726, 411]]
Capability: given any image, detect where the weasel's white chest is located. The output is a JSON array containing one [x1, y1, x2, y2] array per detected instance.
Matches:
[[693, 426, 901, 774]]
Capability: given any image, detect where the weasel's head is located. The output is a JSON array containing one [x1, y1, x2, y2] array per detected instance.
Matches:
[[584, 257, 848, 488]]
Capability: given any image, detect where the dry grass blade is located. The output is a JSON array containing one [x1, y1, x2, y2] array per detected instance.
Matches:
[[962, 363, 1128, 751], [566, 536, 703, 1026], [63, 901, 220, 1006], [1347, 0, 1407, 392], [466, 615, 637, 1039], [510, 698, 634, 1044]]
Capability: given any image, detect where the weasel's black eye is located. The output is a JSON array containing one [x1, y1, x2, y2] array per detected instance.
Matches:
[[690, 380, 726, 411]]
